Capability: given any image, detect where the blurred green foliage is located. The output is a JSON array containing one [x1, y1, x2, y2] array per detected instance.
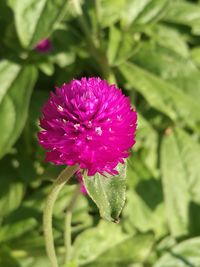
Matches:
[[1, 0, 200, 266]]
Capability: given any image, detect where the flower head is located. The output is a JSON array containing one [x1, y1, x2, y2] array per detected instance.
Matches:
[[38, 78, 137, 176], [35, 38, 52, 53]]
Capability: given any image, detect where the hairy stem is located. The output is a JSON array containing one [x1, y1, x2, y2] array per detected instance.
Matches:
[[64, 184, 81, 264], [43, 165, 79, 267], [64, 211, 72, 264]]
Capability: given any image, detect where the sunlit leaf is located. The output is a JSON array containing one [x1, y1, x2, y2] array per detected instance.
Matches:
[[13, 0, 68, 48], [154, 237, 200, 267], [83, 163, 126, 222], [0, 60, 37, 158]]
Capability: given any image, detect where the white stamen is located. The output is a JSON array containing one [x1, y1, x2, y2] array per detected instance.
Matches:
[[57, 105, 64, 112], [117, 115, 122, 121], [95, 126, 102, 136], [74, 123, 80, 130], [87, 121, 92, 127]]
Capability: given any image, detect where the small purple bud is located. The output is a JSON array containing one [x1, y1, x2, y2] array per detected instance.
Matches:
[[75, 170, 87, 194], [35, 38, 52, 53]]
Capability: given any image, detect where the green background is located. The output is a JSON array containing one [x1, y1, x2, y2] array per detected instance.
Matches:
[[1, 0, 200, 266]]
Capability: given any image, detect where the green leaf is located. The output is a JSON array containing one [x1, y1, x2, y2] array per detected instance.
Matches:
[[154, 237, 200, 267], [38, 60, 55, 76], [0, 60, 37, 158], [72, 220, 128, 265], [0, 181, 24, 218], [191, 46, 200, 68], [160, 127, 200, 236], [133, 42, 200, 99], [107, 26, 138, 66], [125, 156, 166, 238], [73, 221, 154, 266], [163, 128, 200, 203], [161, 128, 191, 237], [98, 0, 125, 28], [135, 0, 169, 24], [19, 256, 50, 267], [0, 246, 20, 267], [145, 24, 188, 57], [0, 60, 21, 103], [121, 0, 151, 26], [0, 158, 24, 218], [0, 218, 37, 242], [164, 1, 200, 35], [22, 182, 92, 236], [121, 0, 169, 26], [107, 26, 121, 65], [83, 163, 127, 222], [119, 62, 200, 129], [62, 262, 78, 267], [124, 191, 165, 238], [13, 0, 68, 48], [134, 113, 158, 175], [88, 233, 154, 266], [51, 27, 77, 68]]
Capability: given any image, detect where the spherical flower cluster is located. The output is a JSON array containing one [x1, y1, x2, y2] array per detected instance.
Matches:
[[35, 38, 52, 53], [38, 78, 137, 176]]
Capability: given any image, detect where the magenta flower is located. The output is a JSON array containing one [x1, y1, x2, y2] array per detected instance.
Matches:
[[35, 38, 52, 53], [38, 78, 137, 176]]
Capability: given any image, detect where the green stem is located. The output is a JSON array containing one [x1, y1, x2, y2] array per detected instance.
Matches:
[[64, 185, 81, 264], [95, 0, 101, 43], [95, 0, 101, 26], [64, 211, 72, 264], [43, 165, 79, 267], [72, 0, 111, 79]]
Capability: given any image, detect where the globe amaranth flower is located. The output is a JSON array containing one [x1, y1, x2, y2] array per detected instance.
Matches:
[[38, 77, 137, 176], [35, 38, 52, 53]]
